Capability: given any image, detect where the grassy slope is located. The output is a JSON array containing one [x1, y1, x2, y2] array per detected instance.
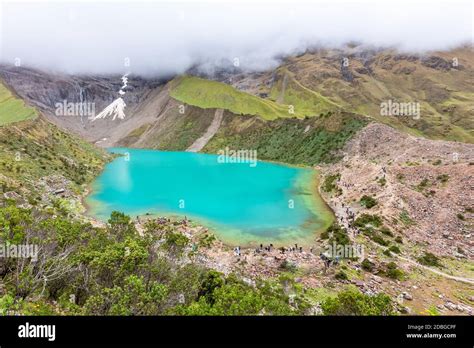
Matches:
[[0, 82, 37, 125], [0, 81, 109, 199], [144, 75, 368, 165], [276, 49, 474, 143], [170, 75, 338, 120], [269, 68, 340, 116]]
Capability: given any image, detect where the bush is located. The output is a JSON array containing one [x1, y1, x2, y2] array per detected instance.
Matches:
[[354, 214, 382, 229], [361, 259, 375, 272], [416, 178, 430, 191], [372, 234, 389, 246], [321, 287, 395, 315], [326, 222, 351, 246], [320, 230, 330, 240], [279, 260, 297, 273], [436, 174, 449, 183], [377, 177, 386, 187], [417, 252, 441, 267], [385, 262, 404, 280], [388, 245, 401, 254], [335, 271, 348, 281], [164, 231, 190, 255], [399, 210, 414, 226], [395, 236, 403, 244], [380, 227, 394, 237], [360, 195, 377, 209], [322, 173, 341, 194]]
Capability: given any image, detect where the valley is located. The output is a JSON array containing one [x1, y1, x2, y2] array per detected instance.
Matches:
[[0, 45, 473, 316]]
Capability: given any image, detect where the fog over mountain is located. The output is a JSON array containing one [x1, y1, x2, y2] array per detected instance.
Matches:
[[0, 0, 472, 76]]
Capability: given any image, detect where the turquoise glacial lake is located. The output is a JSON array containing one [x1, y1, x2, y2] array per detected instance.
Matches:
[[86, 148, 333, 246]]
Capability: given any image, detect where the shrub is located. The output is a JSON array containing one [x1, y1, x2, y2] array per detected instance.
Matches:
[[416, 178, 430, 191], [372, 234, 389, 246], [436, 174, 449, 183], [361, 259, 375, 272], [417, 252, 441, 267], [399, 210, 414, 226], [360, 195, 377, 209], [335, 271, 348, 281], [279, 260, 297, 273], [322, 173, 341, 194], [385, 262, 404, 280], [380, 227, 394, 237], [354, 214, 382, 229], [388, 245, 401, 254], [324, 222, 350, 246], [320, 230, 330, 240], [321, 287, 395, 315]]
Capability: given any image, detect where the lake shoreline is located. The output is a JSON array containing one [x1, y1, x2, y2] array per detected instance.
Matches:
[[84, 148, 335, 247]]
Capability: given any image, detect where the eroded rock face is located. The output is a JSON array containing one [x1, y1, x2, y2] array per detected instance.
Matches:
[[0, 65, 165, 143], [421, 56, 452, 71]]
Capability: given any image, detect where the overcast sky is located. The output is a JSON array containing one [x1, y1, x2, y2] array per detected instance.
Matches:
[[0, 0, 472, 76]]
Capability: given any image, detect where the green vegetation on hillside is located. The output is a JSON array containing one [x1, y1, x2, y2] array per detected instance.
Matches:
[[322, 173, 342, 195], [0, 205, 312, 315], [0, 83, 109, 206], [269, 69, 339, 116], [204, 111, 368, 165], [321, 286, 395, 315], [273, 49, 474, 143], [0, 118, 108, 193], [170, 75, 337, 120], [360, 195, 377, 209], [0, 82, 37, 126], [417, 252, 442, 268]]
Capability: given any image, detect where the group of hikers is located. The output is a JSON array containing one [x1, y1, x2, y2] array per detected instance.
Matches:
[[142, 214, 342, 271], [320, 252, 341, 269], [234, 242, 341, 270], [252, 243, 306, 255], [336, 200, 362, 236]]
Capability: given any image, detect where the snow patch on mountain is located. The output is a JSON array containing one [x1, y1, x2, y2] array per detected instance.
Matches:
[[91, 74, 128, 122], [91, 97, 126, 121]]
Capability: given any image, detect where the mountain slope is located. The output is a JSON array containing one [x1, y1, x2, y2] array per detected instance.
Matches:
[[170, 75, 339, 120], [0, 82, 36, 125], [203, 110, 368, 165], [1, 46, 472, 154], [0, 65, 164, 144], [0, 80, 109, 213], [226, 46, 474, 143], [319, 122, 474, 258]]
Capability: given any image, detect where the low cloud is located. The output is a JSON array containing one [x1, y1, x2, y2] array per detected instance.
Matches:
[[1, 0, 472, 76]]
